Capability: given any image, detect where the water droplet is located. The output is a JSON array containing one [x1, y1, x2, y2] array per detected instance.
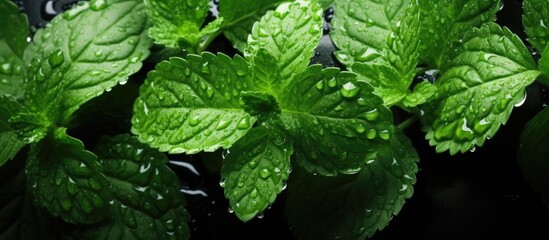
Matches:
[[189, 114, 201, 127], [514, 92, 527, 107], [219, 178, 226, 188], [90, 0, 107, 11], [356, 98, 367, 106], [250, 188, 258, 198], [364, 109, 380, 121], [63, 2, 89, 20], [379, 130, 391, 140], [130, 56, 140, 63], [356, 125, 366, 133], [327, 77, 337, 88], [0, 63, 13, 75], [248, 160, 257, 169], [259, 168, 271, 179], [237, 117, 251, 129], [257, 213, 264, 219], [48, 49, 65, 68], [315, 80, 324, 90], [340, 82, 360, 98], [366, 129, 377, 139]]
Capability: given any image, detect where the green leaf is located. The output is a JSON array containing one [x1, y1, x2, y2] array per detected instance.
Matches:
[[221, 125, 292, 222], [518, 107, 549, 210], [26, 128, 110, 224], [353, 62, 406, 107], [84, 135, 190, 240], [402, 81, 438, 107], [418, 0, 501, 68], [245, 1, 323, 91], [539, 45, 549, 87], [279, 65, 393, 176], [219, 0, 285, 52], [145, 0, 212, 49], [319, 0, 334, 9], [240, 91, 281, 122], [523, 0, 549, 52], [286, 129, 419, 240], [24, 0, 152, 124], [132, 53, 255, 154], [424, 23, 540, 154], [331, 0, 411, 68], [0, 96, 25, 167], [0, 0, 29, 98]]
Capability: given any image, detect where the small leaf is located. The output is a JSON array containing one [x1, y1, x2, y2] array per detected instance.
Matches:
[[240, 91, 281, 122], [353, 62, 406, 107], [523, 0, 549, 52], [417, 0, 501, 68], [26, 128, 110, 224], [331, 0, 411, 67], [219, 0, 285, 52], [0, 0, 29, 98], [221, 126, 292, 222], [280, 65, 393, 176], [24, 0, 152, 124], [402, 81, 438, 107], [145, 0, 211, 48], [424, 23, 539, 154], [286, 129, 419, 240], [245, 1, 324, 90], [131, 53, 255, 154], [518, 107, 549, 210], [84, 135, 190, 240], [0, 96, 25, 167]]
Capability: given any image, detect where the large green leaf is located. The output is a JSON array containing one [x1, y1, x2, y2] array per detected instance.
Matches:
[[245, 0, 323, 93], [0, 96, 25, 167], [84, 135, 190, 240], [219, 0, 285, 52], [221, 126, 292, 222], [26, 128, 110, 224], [331, 0, 411, 68], [145, 0, 220, 49], [286, 129, 419, 240], [518, 107, 549, 210], [424, 23, 540, 154], [540, 46, 549, 86], [24, 0, 152, 124], [279, 65, 393, 176], [131, 53, 255, 154], [523, 0, 549, 52], [418, 0, 501, 69], [0, 0, 29, 98]]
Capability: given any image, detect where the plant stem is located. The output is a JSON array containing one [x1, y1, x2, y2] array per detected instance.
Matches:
[[397, 116, 418, 131], [196, 30, 223, 53]]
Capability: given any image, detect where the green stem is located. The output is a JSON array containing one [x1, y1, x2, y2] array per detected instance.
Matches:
[[397, 116, 418, 131], [196, 30, 223, 53]]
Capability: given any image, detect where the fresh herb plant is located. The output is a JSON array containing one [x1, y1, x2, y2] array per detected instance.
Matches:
[[1, 0, 549, 239]]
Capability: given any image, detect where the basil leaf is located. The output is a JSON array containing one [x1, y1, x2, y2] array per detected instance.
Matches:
[[132, 53, 255, 154], [0, 0, 29, 98], [0, 96, 25, 167], [26, 128, 110, 224], [245, 1, 323, 92], [84, 135, 190, 240], [279, 65, 393, 176], [518, 107, 549, 210], [24, 0, 152, 124], [286, 129, 419, 240], [425, 23, 539, 154], [221, 126, 292, 222], [418, 0, 501, 69], [523, 0, 549, 52]]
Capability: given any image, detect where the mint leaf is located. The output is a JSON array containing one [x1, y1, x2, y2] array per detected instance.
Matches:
[[0, 0, 29, 98], [221, 126, 292, 222], [418, 0, 501, 68], [84, 135, 190, 240], [331, 0, 411, 67], [26, 128, 110, 224], [523, 0, 549, 52], [540, 46, 549, 86], [245, 1, 324, 91], [0, 96, 25, 167], [25, 0, 151, 123], [353, 62, 405, 107], [518, 107, 549, 210], [240, 91, 281, 122], [402, 81, 437, 108], [131, 53, 255, 154], [219, 0, 284, 52], [425, 23, 540, 154], [145, 0, 215, 49], [279, 65, 393, 176], [286, 129, 419, 240]]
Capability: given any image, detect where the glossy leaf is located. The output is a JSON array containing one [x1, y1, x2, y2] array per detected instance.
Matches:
[[402, 81, 438, 108], [131, 53, 255, 154], [219, 0, 284, 52], [518, 107, 549, 210], [245, 1, 323, 91], [418, 0, 501, 68], [425, 23, 539, 154], [331, 0, 411, 67], [523, 0, 549, 52], [26, 128, 110, 224], [0, 0, 29, 98], [0, 96, 25, 167], [84, 135, 190, 240], [145, 0, 215, 49], [540, 46, 549, 86], [286, 130, 419, 240], [279, 65, 393, 176], [221, 126, 292, 222], [24, 0, 152, 124]]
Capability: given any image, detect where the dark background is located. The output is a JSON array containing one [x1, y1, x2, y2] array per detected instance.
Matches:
[[15, 0, 549, 239]]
